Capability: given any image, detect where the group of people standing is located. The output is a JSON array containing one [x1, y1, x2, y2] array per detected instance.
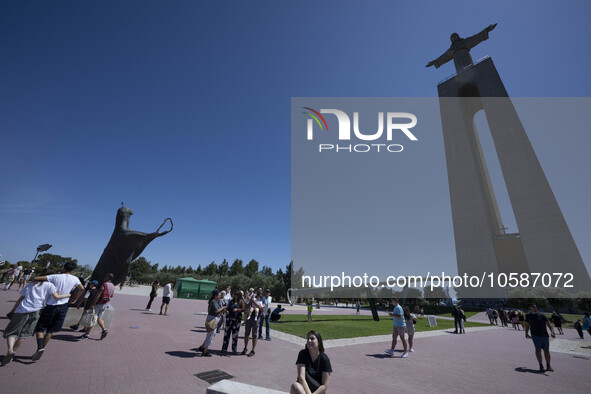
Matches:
[[198, 286, 273, 357], [2, 262, 115, 366]]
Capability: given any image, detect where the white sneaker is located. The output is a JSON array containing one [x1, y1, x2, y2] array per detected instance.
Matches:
[[384, 349, 394, 357], [401, 352, 408, 358], [148, 309, 152, 312], [409, 348, 414, 352]]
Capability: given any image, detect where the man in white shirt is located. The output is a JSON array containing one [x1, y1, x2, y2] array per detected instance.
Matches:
[[258, 289, 272, 341], [159, 281, 174, 315], [31, 262, 84, 361]]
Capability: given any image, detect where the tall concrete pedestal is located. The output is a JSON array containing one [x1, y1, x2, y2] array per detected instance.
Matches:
[[438, 57, 590, 298]]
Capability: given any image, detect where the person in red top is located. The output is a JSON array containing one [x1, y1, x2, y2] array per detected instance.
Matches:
[[84, 273, 115, 340]]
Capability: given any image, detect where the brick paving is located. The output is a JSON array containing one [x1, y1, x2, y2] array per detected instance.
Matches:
[[1, 288, 590, 393]]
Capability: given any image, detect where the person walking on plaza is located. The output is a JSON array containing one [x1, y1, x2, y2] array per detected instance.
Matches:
[[452, 305, 461, 333], [199, 289, 226, 357], [574, 319, 585, 339], [8, 262, 23, 291], [69, 280, 99, 332], [404, 306, 417, 352], [84, 274, 114, 340], [32, 262, 84, 361], [145, 280, 159, 311], [307, 300, 314, 322], [290, 330, 332, 394], [356, 300, 360, 315], [3, 265, 17, 291], [486, 307, 494, 324], [221, 290, 245, 355], [159, 281, 174, 315], [18, 266, 32, 291], [458, 306, 466, 334], [550, 311, 564, 335], [2, 271, 70, 365], [517, 310, 525, 329], [524, 303, 556, 373], [385, 298, 408, 358], [582, 312, 591, 337]]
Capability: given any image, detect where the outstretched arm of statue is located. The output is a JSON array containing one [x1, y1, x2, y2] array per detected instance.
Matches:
[[465, 23, 497, 49], [426, 49, 453, 68]]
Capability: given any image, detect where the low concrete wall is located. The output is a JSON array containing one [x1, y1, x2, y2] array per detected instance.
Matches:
[[63, 305, 115, 329], [206, 380, 287, 394]]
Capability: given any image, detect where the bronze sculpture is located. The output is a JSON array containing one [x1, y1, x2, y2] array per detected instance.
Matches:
[[91, 206, 172, 285], [426, 23, 497, 73]]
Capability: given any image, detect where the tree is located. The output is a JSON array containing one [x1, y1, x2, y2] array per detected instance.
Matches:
[[129, 257, 153, 284], [577, 293, 591, 312], [229, 259, 244, 276], [423, 286, 447, 304], [36, 253, 78, 271], [218, 259, 229, 276], [203, 261, 217, 277], [245, 259, 259, 277], [261, 265, 273, 276]]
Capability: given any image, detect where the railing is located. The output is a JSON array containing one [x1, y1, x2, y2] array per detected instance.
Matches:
[[437, 55, 491, 85]]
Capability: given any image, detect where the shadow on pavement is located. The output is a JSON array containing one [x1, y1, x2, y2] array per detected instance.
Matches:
[[514, 367, 546, 374], [366, 353, 399, 359], [50, 334, 84, 342], [166, 350, 198, 358]]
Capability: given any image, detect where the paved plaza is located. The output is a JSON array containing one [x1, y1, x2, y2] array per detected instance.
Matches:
[[1, 287, 589, 393]]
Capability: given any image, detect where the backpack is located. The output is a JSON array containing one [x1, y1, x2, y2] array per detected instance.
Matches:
[[98, 282, 115, 304]]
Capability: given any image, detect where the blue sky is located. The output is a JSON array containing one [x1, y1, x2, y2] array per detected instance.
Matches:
[[1, 1, 590, 273]]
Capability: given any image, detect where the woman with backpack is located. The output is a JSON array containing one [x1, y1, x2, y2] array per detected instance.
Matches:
[[198, 289, 226, 357], [83, 273, 115, 340]]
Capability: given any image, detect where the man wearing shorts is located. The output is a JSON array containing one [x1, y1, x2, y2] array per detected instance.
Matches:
[[85, 273, 115, 340], [242, 289, 263, 357], [159, 281, 173, 315], [32, 262, 84, 361], [2, 274, 70, 365], [385, 298, 408, 358], [525, 303, 556, 373]]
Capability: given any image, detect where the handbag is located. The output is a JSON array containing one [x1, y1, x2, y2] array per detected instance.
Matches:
[[80, 309, 98, 327], [205, 317, 217, 332]]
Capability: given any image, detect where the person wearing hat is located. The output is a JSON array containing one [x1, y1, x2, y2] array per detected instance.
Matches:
[[258, 289, 272, 341], [69, 280, 99, 335]]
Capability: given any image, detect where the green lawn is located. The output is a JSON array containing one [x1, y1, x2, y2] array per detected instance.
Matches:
[[437, 311, 480, 319], [271, 314, 489, 339]]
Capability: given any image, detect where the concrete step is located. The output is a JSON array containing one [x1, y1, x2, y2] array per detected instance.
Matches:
[[207, 380, 288, 394]]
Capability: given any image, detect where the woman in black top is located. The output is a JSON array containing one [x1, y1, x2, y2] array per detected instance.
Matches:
[[198, 289, 226, 357], [221, 290, 245, 355], [145, 280, 159, 311], [291, 330, 332, 394]]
